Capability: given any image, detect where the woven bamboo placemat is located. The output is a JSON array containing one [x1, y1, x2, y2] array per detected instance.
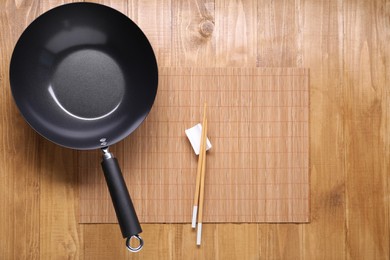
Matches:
[[79, 67, 309, 223]]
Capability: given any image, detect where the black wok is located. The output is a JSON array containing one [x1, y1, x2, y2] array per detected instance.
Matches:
[[9, 2, 158, 252]]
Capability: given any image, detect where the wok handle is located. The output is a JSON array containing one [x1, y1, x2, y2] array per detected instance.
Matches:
[[101, 148, 143, 252]]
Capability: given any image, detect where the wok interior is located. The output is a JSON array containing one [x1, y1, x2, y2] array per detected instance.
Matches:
[[10, 3, 158, 150]]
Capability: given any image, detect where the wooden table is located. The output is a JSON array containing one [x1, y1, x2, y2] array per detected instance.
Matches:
[[1, 0, 389, 259]]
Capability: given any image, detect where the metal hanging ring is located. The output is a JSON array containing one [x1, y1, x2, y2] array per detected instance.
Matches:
[[126, 235, 144, 252]]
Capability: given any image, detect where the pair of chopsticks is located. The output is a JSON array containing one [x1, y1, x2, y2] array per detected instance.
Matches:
[[192, 103, 208, 246]]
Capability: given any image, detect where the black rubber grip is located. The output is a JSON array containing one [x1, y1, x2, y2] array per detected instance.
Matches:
[[101, 157, 142, 238]]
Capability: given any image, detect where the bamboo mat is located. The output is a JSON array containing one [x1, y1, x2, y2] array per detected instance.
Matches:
[[79, 67, 309, 223]]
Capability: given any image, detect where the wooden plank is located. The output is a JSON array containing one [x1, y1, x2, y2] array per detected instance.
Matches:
[[83, 224, 262, 259], [257, 0, 303, 67], [83, 224, 178, 260], [80, 67, 310, 224], [301, 0, 347, 259], [343, 0, 390, 259], [0, 1, 40, 259], [84, 223, 302, 259], [215, 0, 257, 66], [171, 0, 215, 66]]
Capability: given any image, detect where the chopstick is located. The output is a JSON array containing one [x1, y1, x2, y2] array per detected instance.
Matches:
[[196, 118, 207, 246], [192, 103, 207, 228]]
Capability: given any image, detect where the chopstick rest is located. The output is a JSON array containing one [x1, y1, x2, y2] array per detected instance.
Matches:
[[185, 123, 212, 155]]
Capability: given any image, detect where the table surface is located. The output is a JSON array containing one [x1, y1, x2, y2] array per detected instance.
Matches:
[[1, 0, 389, 259]]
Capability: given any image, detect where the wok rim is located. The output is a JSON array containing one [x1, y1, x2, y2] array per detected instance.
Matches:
[[9, 2, 159, 150]]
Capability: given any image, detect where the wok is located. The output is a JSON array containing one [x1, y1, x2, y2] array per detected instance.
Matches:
[[9, 2, 158, 252]]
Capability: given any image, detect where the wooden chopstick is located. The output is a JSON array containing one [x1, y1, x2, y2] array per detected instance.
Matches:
[[191, 103, 207, 228], [196, 118, 207, 246]]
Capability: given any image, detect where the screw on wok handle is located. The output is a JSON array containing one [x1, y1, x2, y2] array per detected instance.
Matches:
[[101, 147, 143, 252]]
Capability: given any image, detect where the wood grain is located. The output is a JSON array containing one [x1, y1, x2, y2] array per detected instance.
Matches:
[[257, 0, 303, 67], [79, 68, 310, 224], [172, 0, 215, 66], [0, 1, 40, 259], [1, 0, 389, 259], [215, 0, 257, 66], [301, 0, 347, 259], [344, 1, 390, 259]]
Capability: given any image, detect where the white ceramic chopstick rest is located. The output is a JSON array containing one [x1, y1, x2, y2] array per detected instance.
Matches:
[[185, 123, 212, 155]]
